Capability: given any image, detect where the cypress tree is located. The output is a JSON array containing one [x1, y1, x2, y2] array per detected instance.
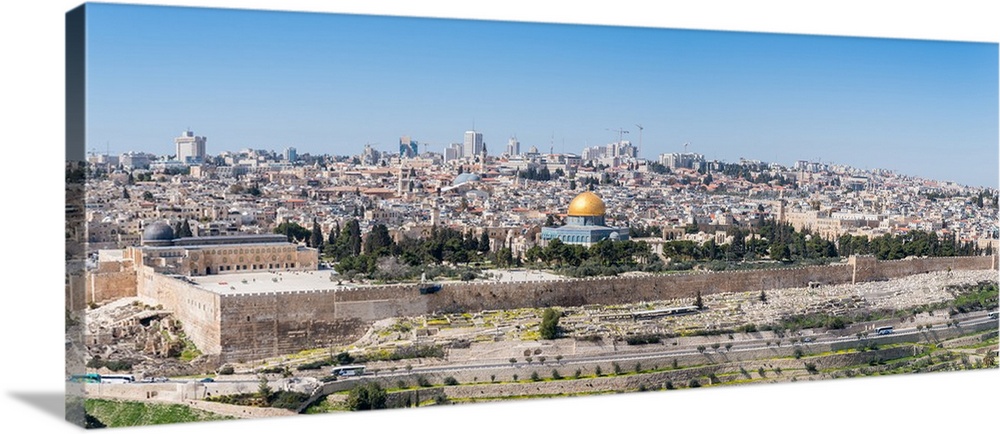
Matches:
[[310, 218, 323, 249], [180, 220, 193, 238]]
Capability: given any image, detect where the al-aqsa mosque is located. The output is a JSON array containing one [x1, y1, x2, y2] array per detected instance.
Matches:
[[540, 191, 629, 247]]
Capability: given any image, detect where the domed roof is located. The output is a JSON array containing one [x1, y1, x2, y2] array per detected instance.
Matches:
[[142, 222, 175, 242], [452, 173, 481, 186], [567, 191, 606, 217]]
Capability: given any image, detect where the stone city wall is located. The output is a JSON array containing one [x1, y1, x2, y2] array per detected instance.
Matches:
[[424, 263, 855, 313], [86, 268, 137, 305], [156, 255, 997, 363], [215, 287, 431, 363], [136, 266, 222, 355], [850, 255, 996, 283]]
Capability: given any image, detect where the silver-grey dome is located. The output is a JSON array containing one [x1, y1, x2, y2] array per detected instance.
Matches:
[[452, 173, 481, 186], [142, 222, 175, 242]]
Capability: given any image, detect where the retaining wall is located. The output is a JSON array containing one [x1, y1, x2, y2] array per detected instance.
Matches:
[[136, 266, 222, 355], [158, 255, 999, 363]]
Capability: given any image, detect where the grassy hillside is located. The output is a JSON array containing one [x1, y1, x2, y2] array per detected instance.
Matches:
[[84, 399, 233, 428]]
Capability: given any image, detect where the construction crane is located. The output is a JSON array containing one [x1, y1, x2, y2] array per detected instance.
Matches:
[[606, 127, 629, 144]]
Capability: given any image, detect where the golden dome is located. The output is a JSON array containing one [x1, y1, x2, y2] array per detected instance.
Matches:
[[567, 191, 606, 217]]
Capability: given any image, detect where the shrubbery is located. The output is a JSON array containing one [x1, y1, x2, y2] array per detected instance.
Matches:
[[86, 357, 133, 372], [297, 358, 334, 371], [540, 308, 561, 340], [625, 334, 662, 345], [346, 382, 387, 411], [416, 376, 432, 387]]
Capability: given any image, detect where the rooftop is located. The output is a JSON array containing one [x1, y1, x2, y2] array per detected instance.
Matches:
[[188, 269, 359, 295]]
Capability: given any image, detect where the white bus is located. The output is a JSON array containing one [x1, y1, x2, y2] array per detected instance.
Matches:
[[100, 374, 135, 384], [330, 365, 366, 377], [875, 326, 894, 335], [988, 311, 998, 320]]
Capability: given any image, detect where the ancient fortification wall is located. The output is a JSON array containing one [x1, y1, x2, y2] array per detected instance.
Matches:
[[425, 263, 854, 313], [140, 255, 997, 363], [215, 287, 432, 362], [850, 255, 995, 283], [86, 269, 137, 304], [136, 266, 222, 355]]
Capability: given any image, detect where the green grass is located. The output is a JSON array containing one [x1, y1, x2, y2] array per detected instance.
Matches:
[[446, 390, 614, 404], [84, 399, 233, 427], [178, 334, 203, 362], [302, 397, 346, 414]]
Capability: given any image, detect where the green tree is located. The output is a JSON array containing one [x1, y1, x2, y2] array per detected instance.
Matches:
[[695, 290, 704, 310], [540, 308, 560, 340], [346, 382, 387, 411], [179, 220, 193, 238], [479, 231, 491, 253], [122, 187, 129, 199], [339, 219, 362, 258], [364, 223, 393, 256], [327, 221, 339, 246], [310, 218, 323, 249], [257, 376, 272, 403], [274, 221, 310, 243], [770, 241, 791, 262], [142, 191, 153, 201]]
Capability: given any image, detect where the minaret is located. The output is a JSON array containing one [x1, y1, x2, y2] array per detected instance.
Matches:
[[778, 195, 786, 223], [480, 142, 488, 172], [398, 161, 406, 196]]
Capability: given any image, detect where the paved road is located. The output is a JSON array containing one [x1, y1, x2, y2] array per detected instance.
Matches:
[[105, 311, 997, 387]]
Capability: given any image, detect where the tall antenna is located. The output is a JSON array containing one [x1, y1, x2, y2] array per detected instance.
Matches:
[[634, 124, 643, 159]]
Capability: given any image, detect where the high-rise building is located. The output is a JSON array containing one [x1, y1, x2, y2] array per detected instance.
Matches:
[[659, 152, 705, 170], [361, 143, 381, 166], [506, 136, 520, 156], [399, 136, 419, 158], [120, 151, 154, 170], [175, 130, 207, 164], [284, 147, 297, 163], [463, 130, 483, 160], [444, 143, 463, 163]]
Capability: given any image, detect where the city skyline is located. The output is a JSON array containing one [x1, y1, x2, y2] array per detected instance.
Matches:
[[84, 4, 997, 186]]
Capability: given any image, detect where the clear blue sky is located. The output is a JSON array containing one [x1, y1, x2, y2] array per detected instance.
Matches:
[[84, 2, 998, 188]]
